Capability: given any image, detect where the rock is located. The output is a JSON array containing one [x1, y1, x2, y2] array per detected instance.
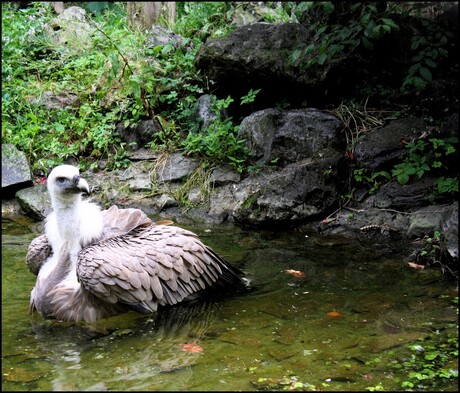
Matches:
[[206, 148, 344, 227], [373, 177, 437, 209], [44, 6, 94, 50], [196, 23, 314, 87], [441, 202, 458, 259], [407, 205, 445, 237], [211, 166, 241, 186], [156, 153, 199, 182], [146, 25, 182, 48], [193, 94, 220, 132], [237, 108, 344, 167], [153, 193, 178, 211], [116, 119, 163, 151], [128, 148, 158, 161], [208, 179, 260, 223], [233, 154, 342, 226], [188, 187, 204, 205], [195, 23, 321, 113], [2, 144, 33, 199], [1, 199, 25, 217], [15, 184, 51, 221], [354, 118, 427, 171], [128, 175, 152, 191], [28, 90, 80, 110]]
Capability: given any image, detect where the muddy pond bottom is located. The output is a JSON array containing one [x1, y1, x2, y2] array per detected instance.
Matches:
[[2, 216, 458, 391]]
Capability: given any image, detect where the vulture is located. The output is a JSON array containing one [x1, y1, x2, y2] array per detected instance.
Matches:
[[27, 165, 245, 323]]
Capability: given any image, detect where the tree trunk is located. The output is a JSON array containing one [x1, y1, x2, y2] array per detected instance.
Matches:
[[127, 2, 176, 31]]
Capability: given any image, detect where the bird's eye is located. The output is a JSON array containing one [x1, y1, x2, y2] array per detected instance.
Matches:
[[56, 177, 66, 184]]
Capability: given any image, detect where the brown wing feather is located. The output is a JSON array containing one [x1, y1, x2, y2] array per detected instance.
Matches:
[[100, 205, 153, 240], [47, 283, 127, 322], [77, 223, 243, 312], [26, 234, 52, 275]]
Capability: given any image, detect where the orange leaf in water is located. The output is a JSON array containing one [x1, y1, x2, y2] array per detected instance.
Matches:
[[320, 217, 336, 225], [407, 262, 425, 270], [283, 269, 305, 278], [180, 343, 204, 353], [327, 311, 341, 317]]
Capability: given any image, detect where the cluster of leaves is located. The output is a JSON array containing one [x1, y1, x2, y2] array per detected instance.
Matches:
[[0, 2, 254, 174], [352, 168, 392, 195], [287, 2, 455, 100], [291, 3, 398, 68], [181, 91, 260, 173], [409, 231, 458, 278], [289, 3, 399, 84], [2, 2, 136, 172], [351, 129, 458, 201], [392, 136, 458, 199], [402, 11, 454, 93]]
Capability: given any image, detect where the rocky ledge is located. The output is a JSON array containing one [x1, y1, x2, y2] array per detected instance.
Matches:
[[2, 108, 458, 271]]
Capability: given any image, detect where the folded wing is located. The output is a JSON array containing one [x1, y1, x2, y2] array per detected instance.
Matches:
[[26, 234, 52, 276], [77, 223, 243, 312]]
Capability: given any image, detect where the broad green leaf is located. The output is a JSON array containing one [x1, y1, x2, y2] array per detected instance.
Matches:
[[397, 173, 410, 185], [318, 52, 328, 65], [419, 66, 432, 82], [381, 18, 399, 30]]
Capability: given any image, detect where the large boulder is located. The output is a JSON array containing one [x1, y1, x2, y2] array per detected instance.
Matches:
[[207, 153, 344, 226], [195, 23, 321, 114], [237, 108, 344, 167], [232, 151, 344, 226], [373, 176, 438, 210]]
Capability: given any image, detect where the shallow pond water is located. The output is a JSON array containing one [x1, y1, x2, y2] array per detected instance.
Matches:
[[2, 215, 458, 391]]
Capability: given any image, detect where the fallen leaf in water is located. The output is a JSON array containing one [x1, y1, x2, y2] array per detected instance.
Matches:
[[408, 262, 425, 270], [180, 343, 204, 353], [283, 269, 305, 278], [362, 373, 373, 382], [327, 311, 341, 317], [320, 217, 336, 225]]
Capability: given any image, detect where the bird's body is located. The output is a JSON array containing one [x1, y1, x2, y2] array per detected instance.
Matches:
[[27, 165, 245, 322]]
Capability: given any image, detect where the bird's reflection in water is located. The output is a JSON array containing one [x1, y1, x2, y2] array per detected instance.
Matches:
[[29, 300, 220, 390]]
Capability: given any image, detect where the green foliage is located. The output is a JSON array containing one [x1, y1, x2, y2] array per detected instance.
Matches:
[[392, 136, 458, 198], [402, 18, 453, 93], [352, 135, 457, 200], [172, 164, 213, 209], [1, 2, 247, 173], [2, 2, 136, 172], [353, 168, 391, 194], [289, 2, 454, 98], [291, 3, 399, 74], [409, 231, 457, 278], [181, 95, 250, 173], [240, 88, 261, 105], [175, 2, 236, 40]]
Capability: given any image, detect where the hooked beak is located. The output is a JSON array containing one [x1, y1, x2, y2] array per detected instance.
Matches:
[[74, 175, 90, 195]]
